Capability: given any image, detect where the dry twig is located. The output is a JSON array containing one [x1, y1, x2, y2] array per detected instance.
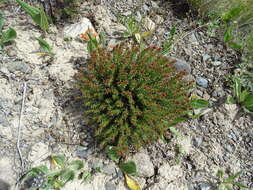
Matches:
[[16, 82, 27, 172]]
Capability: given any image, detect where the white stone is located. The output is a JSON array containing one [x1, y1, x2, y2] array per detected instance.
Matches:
[[143, 17, 156, 31], [63, 17, 95, 39], [28, 142, 50, 167], [130, 152, 154, 177], [159, 164, 183, 181], [0, 157, 15, 186]]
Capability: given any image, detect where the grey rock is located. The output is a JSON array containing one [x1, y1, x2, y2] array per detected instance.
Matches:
[[0, 111, 8, 127], [186, 163, 193, 170], [214, 55, 221, 61], [183, 74, 195, 82], [122, 11, 132, 16], [193, 137, 203, 147], [212, 88, 225, 97], [105, 182, 116, 190], [202, 54, 211, 62], [0, 157, 15, 187], [172, 58, 191, 74], [135, 11, 142, 22], [196, 77, 208, 88], [199, 184, 212, 190], [196, 90, 203, 97], [151, 1, 159, 8], [102, 163, 117, 175], [131, 152, 154, 177], [159, 164, 183, 181], [0, 98, 12, 115], [0, 179, 10, 190], [0, 67, 10, 75], [189, 33, 198, 45], [225, 144, 234, 153], [142, 3, 150, 12], [88, 158, 104, 169], [75, 146, 92, 158], [212, 61, 222, 66], [7, 61, 30, 73]]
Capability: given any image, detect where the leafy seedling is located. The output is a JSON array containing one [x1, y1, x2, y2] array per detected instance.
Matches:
[[16, 0, 49, 32], [119, 161, 137, 175], [161, 26, 176, 55], [227, 76, 253, 113], [0, 27, 17, 50], [21, 154, 86, 190], [215, 170, 248, 190], [106, 146, 120, 162], [36, 37, 54, 56], [188, 98, 210, 118]]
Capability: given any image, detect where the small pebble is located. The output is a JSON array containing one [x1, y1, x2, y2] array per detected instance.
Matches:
[[196, 77, 208, 88]]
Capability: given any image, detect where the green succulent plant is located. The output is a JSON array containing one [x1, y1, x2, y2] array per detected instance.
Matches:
[[78, 43, 192, 155]]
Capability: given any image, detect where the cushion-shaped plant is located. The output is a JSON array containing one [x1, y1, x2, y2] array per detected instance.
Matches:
[[78, 43, 192, 155]]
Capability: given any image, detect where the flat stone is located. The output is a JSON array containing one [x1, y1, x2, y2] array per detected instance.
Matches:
[[172, 58, 191, 74], [189, 33, 198, 45], [199, 184, 212, 190], [88, 158, 104, 170], [7, 61, 30, 73], [212, 61, 222, 66], [0, 157, 15, 186], [143, 17, 156, 31], [159, 164, 183, 181], [28, 142, 50, 167], [202, 54, 211, 62], [102, 162, 117, 175], [196, 77, 208, 88], [75, 146, 92, 158], [63, 17, 95, 39], [0, 179, 10, 190], [105, 182, 117, 190], [225, 144, 235, 153], [193, 137, 203, 147], [0, 111, 9, 127], [130, 152, 154, 177]]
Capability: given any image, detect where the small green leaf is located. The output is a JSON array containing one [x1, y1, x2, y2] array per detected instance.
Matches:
[[2, 27, 17, 43], [216, 170, 224, 178], [106, 146, 120, 162], [190, 99, 209, 109], [226, 96, 236, 104], [60, 169, 75, 184], [46, 170, 62, 178], [39, 7, 49, 32], [36, 37, 52, 52], [221, 6, 244, 22], [51, 155, 65, 168], [224, 27, 233, 43], [169, 127, 181, 137], [69, 160, 84, 170], [233, 77, 242, 101], [233, 182, 247, 188], [169, 117, 187, 127], [16, 0, 49, 31], [225, 171, 242, 183], [242, 93, 253, 111], [120, 161, 137, 175], [0, 11, 4, 32], [228, 42, 242, 49], [80, 172, 92, 182], [29, 165, 49, 174]]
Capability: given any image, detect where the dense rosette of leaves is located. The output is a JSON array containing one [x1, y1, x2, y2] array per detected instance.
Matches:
[[78, 43, 192, 155]]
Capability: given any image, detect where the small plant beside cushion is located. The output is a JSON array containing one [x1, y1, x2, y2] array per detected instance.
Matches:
[[78, 43, 192, 155]]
